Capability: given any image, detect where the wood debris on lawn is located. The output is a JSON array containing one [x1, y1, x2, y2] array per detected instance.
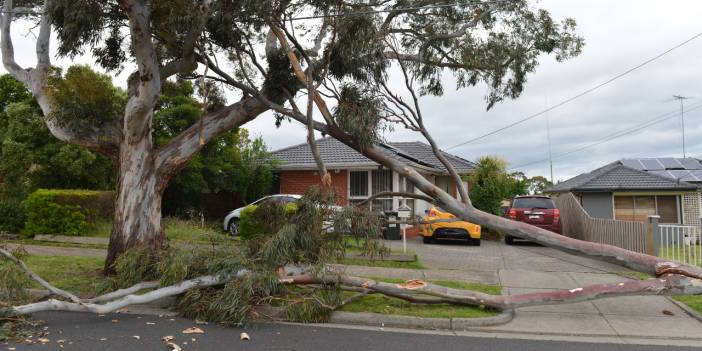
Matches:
[[182, 327, 204, 334], [395, 279, 426, 290], [165, 342, 182, 351], [240, 332, 250, 341]]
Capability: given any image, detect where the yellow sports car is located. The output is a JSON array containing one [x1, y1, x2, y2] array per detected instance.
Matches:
[[419, 207, 481, 246]]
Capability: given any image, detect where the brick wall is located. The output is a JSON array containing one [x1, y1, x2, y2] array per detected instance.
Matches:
[[279, 170, 348, 205]]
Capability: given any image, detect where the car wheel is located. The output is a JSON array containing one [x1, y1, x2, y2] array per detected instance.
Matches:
[[228, 219, 239, 237], [505, 235, 514, 245], [422, 236, 433, 244]]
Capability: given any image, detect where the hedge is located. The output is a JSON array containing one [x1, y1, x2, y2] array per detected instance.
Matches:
[[22, 189, 115, 237], [239, 202, 298, 240], [0, 199, 25, 233]]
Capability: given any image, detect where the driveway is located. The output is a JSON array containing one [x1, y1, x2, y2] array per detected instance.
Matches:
[[385, 238, 702, 342]]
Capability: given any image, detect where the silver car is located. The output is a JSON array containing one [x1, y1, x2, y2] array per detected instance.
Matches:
[[223, 194, 302, 236]]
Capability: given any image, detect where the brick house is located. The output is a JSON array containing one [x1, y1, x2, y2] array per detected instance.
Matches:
[[547, 158, 702, 226], [271, 137, 475, 216]]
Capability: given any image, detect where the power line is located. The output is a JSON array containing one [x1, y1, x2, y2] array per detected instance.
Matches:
[[445, 30, 702, 151], [508, 103, 702, 171], [672, 94, 691, 158]]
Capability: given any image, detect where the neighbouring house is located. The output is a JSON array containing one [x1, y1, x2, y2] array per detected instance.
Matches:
[[270, 137, 475, 216], [547, 158, 702, 226]]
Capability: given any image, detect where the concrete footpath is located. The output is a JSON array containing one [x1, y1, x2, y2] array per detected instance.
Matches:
[[383, 238, 702, 343]]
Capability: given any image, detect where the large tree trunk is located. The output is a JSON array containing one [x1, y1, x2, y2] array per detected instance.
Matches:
[[105, 132, 165, 273]]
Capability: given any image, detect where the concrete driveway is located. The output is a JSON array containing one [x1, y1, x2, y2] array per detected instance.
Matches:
[[384, 238, 702, 343]]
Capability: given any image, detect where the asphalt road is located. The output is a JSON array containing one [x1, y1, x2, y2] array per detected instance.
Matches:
[[3, 312, 698, 351]]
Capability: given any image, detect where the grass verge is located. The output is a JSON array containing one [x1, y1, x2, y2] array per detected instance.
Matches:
[[672, 295, 702, 315], [24, 255, 104, 296], [341, 277, 501, 318], [43, 217, 233, 244], [8, 239, 108, 250], [341, 257, 424, 269]]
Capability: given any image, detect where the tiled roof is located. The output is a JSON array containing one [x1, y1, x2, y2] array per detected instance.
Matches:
[[271, 137, 475, 174], [548, 161, 699, 193]]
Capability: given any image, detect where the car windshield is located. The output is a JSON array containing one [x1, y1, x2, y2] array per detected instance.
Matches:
[[512, 197, 555, 209]]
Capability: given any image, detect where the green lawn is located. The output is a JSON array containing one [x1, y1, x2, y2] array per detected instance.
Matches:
[[658, 246, 702, 267], [23, 255, 104, 296], [673, 295, 702, 315], [341, 257, 424, 269], [9, 239, 108, 250], [341, 277, 501, 318], [82, 218, 230, 244], [344, 236, 416, 256]]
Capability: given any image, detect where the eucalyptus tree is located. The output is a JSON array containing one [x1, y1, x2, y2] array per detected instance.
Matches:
[[3, 0, 701, 312]]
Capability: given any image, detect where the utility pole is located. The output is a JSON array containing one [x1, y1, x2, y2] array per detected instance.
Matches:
[[673, 95, 690, 158], [545, 97, 554, 183]]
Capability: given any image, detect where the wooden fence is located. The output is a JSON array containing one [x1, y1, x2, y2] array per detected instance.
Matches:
[[553, 193, 653, 254]]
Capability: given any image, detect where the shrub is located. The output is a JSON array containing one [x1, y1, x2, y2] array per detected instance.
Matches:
[[22, 189, 114, 237], [0, 199, 25, 233], [238, 202, 298, 240]]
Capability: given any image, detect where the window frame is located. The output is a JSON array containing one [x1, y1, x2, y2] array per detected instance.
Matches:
[[347, 169, 395, 212], [613, 194, 680, 223]]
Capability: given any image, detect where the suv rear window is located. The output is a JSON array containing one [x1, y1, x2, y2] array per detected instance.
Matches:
[[512, 197, 555, 209]]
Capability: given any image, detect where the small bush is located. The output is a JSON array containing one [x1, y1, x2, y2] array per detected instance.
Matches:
[[22, 189, 114, 237], [0, 199, 25, 233], [238, 202, 298, 240]]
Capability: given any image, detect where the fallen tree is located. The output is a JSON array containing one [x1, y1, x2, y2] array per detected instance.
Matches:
[[3, 246, 702, 319], [2, 0, 702, 328]]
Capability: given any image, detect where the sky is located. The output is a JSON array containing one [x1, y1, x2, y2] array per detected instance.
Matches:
[[3, 0, 702, 183]]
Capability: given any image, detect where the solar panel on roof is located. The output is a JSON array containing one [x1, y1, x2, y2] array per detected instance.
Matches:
[[680, 170, 702, 182], [649, 170, 675, 179], [621, 159, 644, 170], [641, 159, 665, 170], [659, 158, 683, 169], [681, 158, 702, 170]]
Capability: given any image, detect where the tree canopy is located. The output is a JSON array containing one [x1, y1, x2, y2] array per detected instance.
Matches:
[[0, 70, 275, 225], [469, 156, 527, 215]]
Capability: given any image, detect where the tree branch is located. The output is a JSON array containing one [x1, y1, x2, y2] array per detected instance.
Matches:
[[0, 0, 119, 156], [284, 273, 702, 311], [357, 191, 435, 207], [279, 106, 702, 280], [120, 0, 161, 143], [0, 247, 81, 303], [85, 281, 160, 304], [0, 0, 27, 82], [385, 40, 471, 206]]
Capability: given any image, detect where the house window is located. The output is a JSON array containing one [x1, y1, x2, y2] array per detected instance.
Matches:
[[371, 169, 393, 212], [371, 169, 392, 194], [657, 196, 679, 223], [614, 195, 679, 223], [349, 169, 395, 212], [349, 171, 368, 197]]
